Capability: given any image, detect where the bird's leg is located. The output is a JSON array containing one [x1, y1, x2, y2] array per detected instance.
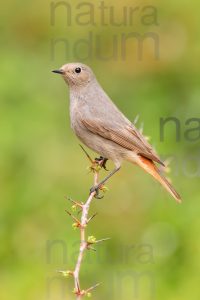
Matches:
[[90, 166, 121, 199], [94, 156, 108, 171]]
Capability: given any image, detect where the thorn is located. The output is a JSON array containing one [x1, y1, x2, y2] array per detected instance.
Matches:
[[57, 270, 73, 277], [65, 196, 83, 208], [139, 122, 144, 134], [65, 210, 81, 225], [87, 213, 98, 224], [76, 279, 81, 293], [85, 282, 101, 293], [80, 144, 102, 173], [89, 246, 97, 251], [133, 114, 140, 125], [79, 144, 93, 163], [87, 236, 110, 250], [95, 237, 110, 244]]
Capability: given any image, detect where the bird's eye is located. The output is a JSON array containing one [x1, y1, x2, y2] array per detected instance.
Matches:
[[75, 67, 81, 74]]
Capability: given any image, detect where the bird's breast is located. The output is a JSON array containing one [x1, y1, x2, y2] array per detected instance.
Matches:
[[69, 95, 85, 134]]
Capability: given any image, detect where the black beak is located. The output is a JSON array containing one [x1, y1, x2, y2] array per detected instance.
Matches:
[[52, 69, 64, 74]]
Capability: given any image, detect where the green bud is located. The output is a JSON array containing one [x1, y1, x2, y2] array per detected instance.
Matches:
[[87, 235, 96, 244], [87, 292, 92, 297], [72, 222, 78, 230], [96, 165, 101, 171], [59, 270, 70, 277], [71, 205, 77, 212]]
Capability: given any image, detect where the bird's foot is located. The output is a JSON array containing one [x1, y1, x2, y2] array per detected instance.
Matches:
[[90, 183, 109, 199], [90, 185, 104, 199], [95, 156, 109, 171]]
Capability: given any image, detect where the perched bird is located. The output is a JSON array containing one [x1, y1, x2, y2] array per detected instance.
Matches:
[[52, 63, 181, 203]]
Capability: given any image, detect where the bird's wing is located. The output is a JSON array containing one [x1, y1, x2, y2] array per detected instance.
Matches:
[[81, 118, 164, 165]]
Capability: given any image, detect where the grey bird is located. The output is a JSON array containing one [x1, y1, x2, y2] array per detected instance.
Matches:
[[52, 63, 181, 203]]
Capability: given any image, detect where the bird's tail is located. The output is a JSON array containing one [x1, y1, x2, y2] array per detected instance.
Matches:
[[136, 156, 182, 203]]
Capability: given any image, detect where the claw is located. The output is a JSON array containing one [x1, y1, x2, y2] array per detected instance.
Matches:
[[94, 156, 109, 171], [90, 186, 104, 199], [94, 156, 104, 162], [101, 158, 108, 171]]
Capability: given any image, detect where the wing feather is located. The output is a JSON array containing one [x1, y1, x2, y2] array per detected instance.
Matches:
[[81, 118, 164, 165]]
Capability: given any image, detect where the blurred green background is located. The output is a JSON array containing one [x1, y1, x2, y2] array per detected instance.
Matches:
[[1, 0, 200, 299]]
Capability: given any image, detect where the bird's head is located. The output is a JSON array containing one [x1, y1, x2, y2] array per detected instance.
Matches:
[[52, 63, 95, 87]]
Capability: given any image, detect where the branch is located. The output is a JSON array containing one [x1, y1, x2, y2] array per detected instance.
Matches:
[[61, 146, 109, 298], [73, 170, 99, 299]]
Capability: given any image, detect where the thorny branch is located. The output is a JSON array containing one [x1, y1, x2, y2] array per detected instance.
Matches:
[[73, 170, 99, 299], [59, 146, 109, 299]]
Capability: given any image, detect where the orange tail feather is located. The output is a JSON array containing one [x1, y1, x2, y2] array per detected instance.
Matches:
[[136, 156, 181, 203]]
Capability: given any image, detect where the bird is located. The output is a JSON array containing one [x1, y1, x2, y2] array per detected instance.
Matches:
[[52, 63, 181, 203]]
